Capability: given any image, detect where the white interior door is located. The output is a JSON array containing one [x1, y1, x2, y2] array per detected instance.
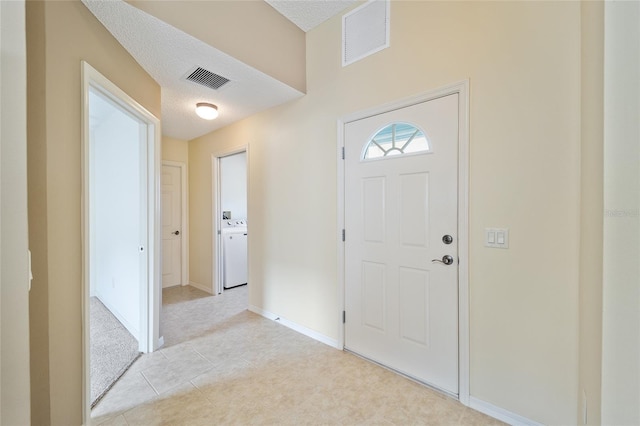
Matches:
[[162, 164, 182, 288], [90, 88, 146, 341], [344, 94, 459, 394]]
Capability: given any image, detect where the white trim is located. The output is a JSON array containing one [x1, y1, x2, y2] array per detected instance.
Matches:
[[212, 155, 221, 295], [469, 397, 543, 426], [189, 280, 214, 295], [456, 80, 471, 406], [94, 292, 138, 338], [162, 160, 189, 287], [336, 129, 346, 349], [336, 80, 470, 404], [249, 305, 341, 349], [81, 61, 161, 424], [211, 146, 249, 296]]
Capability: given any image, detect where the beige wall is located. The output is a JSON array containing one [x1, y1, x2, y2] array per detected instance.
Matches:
[[578, 2, 604, 424], [26, 1, 161, 424], [26, 3, 50, 423], [188, 126, 242, 291], [128, 0, 306, 93], [162, 136, 189, 164], [602, 1, 640, 424], [1, 0, 31, 424], [189, 2, 582, 423]]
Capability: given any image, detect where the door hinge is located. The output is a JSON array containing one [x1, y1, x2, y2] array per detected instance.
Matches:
[[217, 230, 221, 235], [342, 310, 346, 324], [342, 229, 345, 242], [341, 147, 345, 160]]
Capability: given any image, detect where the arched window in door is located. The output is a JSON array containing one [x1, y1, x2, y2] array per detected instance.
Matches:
[[363, 122, 430, 160]]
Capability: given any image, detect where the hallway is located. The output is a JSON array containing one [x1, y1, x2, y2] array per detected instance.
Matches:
[[92, 286, 500, 425]]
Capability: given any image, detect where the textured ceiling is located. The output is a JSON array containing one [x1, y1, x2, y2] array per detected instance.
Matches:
[[265, 0, 358, 32], [83, 0, 304, 141]]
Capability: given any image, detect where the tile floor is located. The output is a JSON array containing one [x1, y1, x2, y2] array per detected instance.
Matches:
[[92, 285, 502, 425]]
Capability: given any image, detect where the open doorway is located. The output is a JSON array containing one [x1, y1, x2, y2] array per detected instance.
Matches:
[[213, 148, 248, 295], [81, 62, 162, 421], [87, 86, 145, 408]]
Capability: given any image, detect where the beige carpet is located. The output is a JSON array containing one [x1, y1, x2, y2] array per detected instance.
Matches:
[[90, 297, 141, 408]]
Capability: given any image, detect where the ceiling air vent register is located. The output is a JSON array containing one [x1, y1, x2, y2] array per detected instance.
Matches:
[[342, 0, 390, 67], [185, 67, 230, 91]]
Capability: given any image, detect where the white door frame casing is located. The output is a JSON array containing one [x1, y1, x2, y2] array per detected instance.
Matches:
[[81, 61, 162, 423], [162, 160, 189, 287], [337, 80, 470, 405], [211, 146, 249, 296]]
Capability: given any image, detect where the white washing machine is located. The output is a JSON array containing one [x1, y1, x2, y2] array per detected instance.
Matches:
[[222, 219, 247, 289]]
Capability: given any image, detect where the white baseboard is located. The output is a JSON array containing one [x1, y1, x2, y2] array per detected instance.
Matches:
[[248, 305, 341, 349], [247, 307, 538, 426], [189, 281, 214, 294], [469, 397, 543, 426], [95, 293, 139, 340]]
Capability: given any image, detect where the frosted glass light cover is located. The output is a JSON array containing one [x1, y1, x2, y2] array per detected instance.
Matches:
[[195, 103, 219, 120]]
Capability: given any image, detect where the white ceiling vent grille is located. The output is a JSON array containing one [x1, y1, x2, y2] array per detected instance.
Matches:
[[342, 0, 390, 67], [185, 67, 230, 90]]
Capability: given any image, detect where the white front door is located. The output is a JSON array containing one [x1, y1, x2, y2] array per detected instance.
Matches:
[[344, 94, 459, 394], [161, 164, 182, 288]]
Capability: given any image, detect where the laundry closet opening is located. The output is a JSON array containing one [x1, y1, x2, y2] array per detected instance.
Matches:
[[216, 150, 248, 294]]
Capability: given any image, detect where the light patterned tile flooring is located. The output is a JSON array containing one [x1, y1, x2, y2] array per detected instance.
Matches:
[[92, 285, 502, 425]]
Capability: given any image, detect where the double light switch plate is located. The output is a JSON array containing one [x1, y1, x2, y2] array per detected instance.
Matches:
[[485, 228, 509, 249]]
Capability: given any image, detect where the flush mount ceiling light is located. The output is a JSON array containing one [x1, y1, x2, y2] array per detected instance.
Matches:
[[195, 102, 219, 120]]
